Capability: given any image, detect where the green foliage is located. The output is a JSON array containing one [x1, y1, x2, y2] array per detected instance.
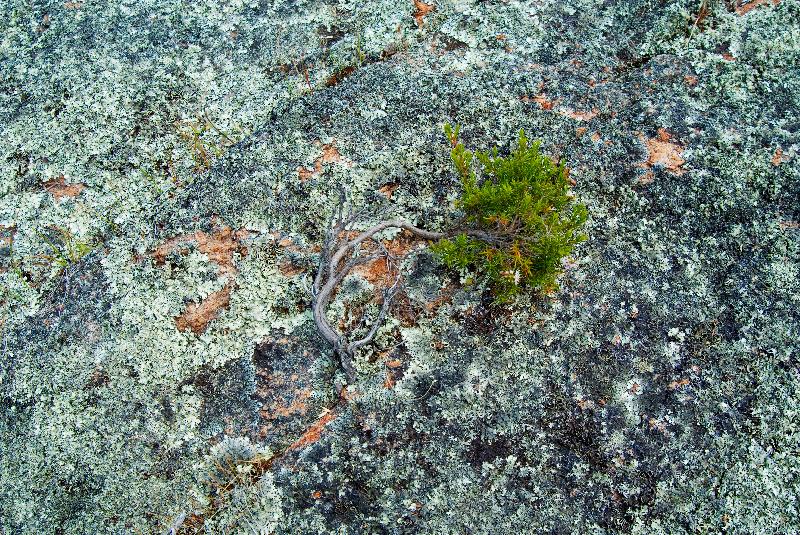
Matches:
[[34, 225, 96, 270], [432, 124, 588, 302], [178, 111, 242, 174]]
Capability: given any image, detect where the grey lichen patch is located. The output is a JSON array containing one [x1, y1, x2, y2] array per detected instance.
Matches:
[[184, 436, 284, 534], [1, 0, 799, 533]]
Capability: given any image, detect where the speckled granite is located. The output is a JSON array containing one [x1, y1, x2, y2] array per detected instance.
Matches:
[[1, 0, 798, 533]]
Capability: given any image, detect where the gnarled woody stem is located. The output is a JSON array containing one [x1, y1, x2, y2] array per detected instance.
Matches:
[[312, 216, 496, 381], [312, 219, 445, 379]]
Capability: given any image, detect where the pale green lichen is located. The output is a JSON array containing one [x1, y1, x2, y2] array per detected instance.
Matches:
[[0, 0, 798, 533]]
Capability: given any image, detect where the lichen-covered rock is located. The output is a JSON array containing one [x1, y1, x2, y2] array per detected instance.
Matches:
[[1, 0, 798, 533]]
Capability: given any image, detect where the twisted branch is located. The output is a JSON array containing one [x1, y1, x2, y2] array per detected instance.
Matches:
[[311, 195, 498, 381], [312, 213, 445, 380]]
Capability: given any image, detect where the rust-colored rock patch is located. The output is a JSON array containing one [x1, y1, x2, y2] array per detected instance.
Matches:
[[0, 225, 15, 248], [261, 387, 312, 420], [43, 175, 86, 200], [384, 371, 396, 389], [278, 261, 305, 277], [520, 94, 558, 110], [668, 378, 691, 390], [561, 108, 599, 121], [151, 224, 248, 278], [297, 141, 351, 182], [355, 257, 398, 288], [288, 410, 338, 451], [151, 221, 249, 334], [736, 0, 780, 16], [352, 231, 423, 289], [378, 182, 399, 199], [325, 66, 356, 88], [175, 285, 233, 334], [771, 147, 789, 166], [412, 0, 434, 28], [638, 128, 686, 181], [424, 282, 456, 314], [252, 336, 330, 442]]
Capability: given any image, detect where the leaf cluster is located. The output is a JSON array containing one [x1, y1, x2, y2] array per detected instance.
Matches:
[[432, 124, 588, 302]]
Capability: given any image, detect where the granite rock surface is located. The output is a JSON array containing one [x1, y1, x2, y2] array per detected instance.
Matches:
[[1, 0, 798, 533]]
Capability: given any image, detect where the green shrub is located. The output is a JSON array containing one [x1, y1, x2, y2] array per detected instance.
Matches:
[[432, 124, 588, 302]]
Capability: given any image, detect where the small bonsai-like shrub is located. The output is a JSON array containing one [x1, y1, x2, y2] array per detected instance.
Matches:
[[432, 124, 588, 302], [312, 125, 587, 379]]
